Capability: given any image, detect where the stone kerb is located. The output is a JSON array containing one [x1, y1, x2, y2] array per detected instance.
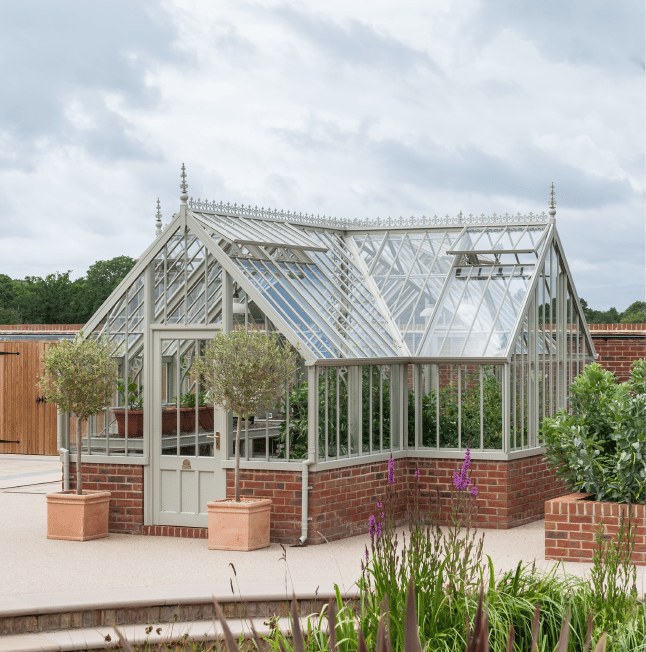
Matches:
[[545, 493, 646, 565]]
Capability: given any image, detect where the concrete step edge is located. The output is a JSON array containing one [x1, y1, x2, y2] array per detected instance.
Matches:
[[0, 615, 313, 652]]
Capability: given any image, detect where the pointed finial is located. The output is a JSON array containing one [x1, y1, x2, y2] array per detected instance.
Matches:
[[180, 163, 188, 203], [155, 198, 162, 236], [548, 182, 556, 222]]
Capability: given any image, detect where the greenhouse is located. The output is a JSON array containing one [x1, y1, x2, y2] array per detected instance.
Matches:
[[58, 168, 595, 543]]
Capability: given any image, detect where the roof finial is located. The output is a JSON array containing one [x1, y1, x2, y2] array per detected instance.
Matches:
[[155, 198, 162, 236], [180, 163, 188, 204], [548, 182, 556, 222]]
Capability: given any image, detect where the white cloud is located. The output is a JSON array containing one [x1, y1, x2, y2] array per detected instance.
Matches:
[[0, 0, 642, 311]]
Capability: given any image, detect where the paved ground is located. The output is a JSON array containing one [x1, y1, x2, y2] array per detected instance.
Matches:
[[0, 454, 643, 599]]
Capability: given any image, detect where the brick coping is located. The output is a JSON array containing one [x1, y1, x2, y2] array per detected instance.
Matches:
[[0, 581, 357, 618]]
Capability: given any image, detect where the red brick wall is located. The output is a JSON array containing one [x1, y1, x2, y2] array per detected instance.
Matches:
[[588, 324, 645, 382], [68, 463, 143, 534], [545, 493, 646, 565], [227, 453, 568, 545], [225, 469, 302, 542], [70, 453, 567, 544], [409, 455, 567, 531]]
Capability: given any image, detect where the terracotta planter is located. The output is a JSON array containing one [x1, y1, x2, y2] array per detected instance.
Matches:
[[199, 406, 214, 431], [113, 410, 144, 438], [46, 491, 111, 541], [207, 498, 272, 551]]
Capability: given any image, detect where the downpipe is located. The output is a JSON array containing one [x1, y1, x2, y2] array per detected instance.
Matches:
[[299, 459, 314, 546], [57, 410, 69, 491]]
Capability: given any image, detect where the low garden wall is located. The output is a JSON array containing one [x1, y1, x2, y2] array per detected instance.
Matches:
[[226, 453, 567, 544], [66, 453, 568, 544], [545, 493, 646, 565]]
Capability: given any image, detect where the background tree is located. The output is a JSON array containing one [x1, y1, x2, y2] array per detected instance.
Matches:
[[38, 333, 118, 494], [192, 329, 296, 502], [84, 256, 137, 318]]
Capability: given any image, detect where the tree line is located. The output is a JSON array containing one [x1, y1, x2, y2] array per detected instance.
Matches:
[[0, 256, 137, 324], [0, 255, 643, 325]]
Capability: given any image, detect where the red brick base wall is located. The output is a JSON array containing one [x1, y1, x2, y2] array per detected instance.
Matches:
[[228, 453, 568, 545], [68, 453, 568, 544], [67, 463, 143, 534], [545, 493, 646, 565]]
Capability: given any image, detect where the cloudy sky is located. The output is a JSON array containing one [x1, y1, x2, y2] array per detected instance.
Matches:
[[0, 0, 643, 310]]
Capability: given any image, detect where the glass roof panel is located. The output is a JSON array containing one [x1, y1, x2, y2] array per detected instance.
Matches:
[[230, 255, 400, 359], [419, 264, 533, 357], [351, 231, 458, 346], [449, 225, 548, 254], [192, 212, 325, 251]]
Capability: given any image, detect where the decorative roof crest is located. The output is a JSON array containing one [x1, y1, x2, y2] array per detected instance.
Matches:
[[548, 182, 556, 221], [180, 163, 188, 203], [187, 198, 550, 229], [155, 198, 162, 236]]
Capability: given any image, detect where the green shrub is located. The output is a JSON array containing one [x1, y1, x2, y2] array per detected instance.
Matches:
[[541, 360, 645, 503]]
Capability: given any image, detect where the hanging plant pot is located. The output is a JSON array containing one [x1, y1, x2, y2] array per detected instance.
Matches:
[[46, 491, 111, 541], [207, 498, 272, 551]]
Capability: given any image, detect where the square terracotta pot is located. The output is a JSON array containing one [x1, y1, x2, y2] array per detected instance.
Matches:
[[207, 498, 272, 551], [46, 491, 111, 541]]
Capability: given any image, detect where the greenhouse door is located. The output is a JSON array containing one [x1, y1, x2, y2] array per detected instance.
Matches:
[[151, 329, 226, 527]]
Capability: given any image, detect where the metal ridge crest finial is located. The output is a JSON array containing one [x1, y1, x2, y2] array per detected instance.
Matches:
[[155, 198, 162, 236], [180, 163, 188, 203], [548, 182, 556, 222]]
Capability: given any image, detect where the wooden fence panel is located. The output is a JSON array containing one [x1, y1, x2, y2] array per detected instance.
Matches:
[[0, 341, 59, 455]]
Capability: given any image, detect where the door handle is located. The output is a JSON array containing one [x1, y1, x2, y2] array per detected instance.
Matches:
[[215, 431, 220, 450]]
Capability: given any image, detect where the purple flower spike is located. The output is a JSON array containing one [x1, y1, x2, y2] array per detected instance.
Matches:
[[414, 468, 420, 479], [368, 514, 376, 538], [365, 548, 369, 561], [471, 486, 478, 497], [388, 456, 395, 484], [453, 446, 474, 492]]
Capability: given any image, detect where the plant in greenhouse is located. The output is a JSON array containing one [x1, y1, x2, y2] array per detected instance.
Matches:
[[117, 376, 143, 409], [541, 360, 645, 503], [192, 328, 296, 502], [39, 332, 117, 495]]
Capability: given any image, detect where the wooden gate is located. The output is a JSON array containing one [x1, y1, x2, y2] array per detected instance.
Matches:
[[0, 341, 59, 455]]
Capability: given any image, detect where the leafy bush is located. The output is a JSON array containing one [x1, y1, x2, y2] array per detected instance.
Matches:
[[541, 360, 645, 503]]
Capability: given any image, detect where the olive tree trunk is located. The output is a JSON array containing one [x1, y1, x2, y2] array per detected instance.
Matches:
[[76, 416, 83, 495], [234, 415, 242, 502]]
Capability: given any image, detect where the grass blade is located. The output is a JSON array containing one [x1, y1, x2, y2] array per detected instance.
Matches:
[[404, 577, 422, 652], [593, 632, 607, 652], [213, 599, 241, 652], [555, 606, 570, 652], [328, 598, 338, 652], [529, 604, 540, 652], [357, 623, 369, 652], [376, 613, 387, 652], [505, 623, 514, 652], [584, 612, 593, 652], [466, 585, 488, 652], [290, 595, 306, 652], [381, 595, 393, 652], [112, 625, 135, 652]]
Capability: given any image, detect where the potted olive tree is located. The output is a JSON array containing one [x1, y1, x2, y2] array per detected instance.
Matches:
[[192, 328, 296, 550], [39, 332, 118, 541]]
